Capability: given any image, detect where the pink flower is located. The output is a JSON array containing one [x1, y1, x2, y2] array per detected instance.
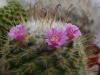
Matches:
[[46, 28, 66, 48], [8, 24, 27, 41], [64, 23, 82, 40]]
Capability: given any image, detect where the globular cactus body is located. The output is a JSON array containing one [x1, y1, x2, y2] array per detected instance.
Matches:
[[0, 38, 88, 75]]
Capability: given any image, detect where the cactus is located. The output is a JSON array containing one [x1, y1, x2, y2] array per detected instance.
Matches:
[[0, 0, 27, 41], [0, 20, 88, 75]]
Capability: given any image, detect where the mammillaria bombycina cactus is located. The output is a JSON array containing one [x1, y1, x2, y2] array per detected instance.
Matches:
[[0, 21, 88, 75]]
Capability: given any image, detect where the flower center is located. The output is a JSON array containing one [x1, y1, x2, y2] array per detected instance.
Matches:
[[51, 34, 59, 42], [16, 30, 20, 34]]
